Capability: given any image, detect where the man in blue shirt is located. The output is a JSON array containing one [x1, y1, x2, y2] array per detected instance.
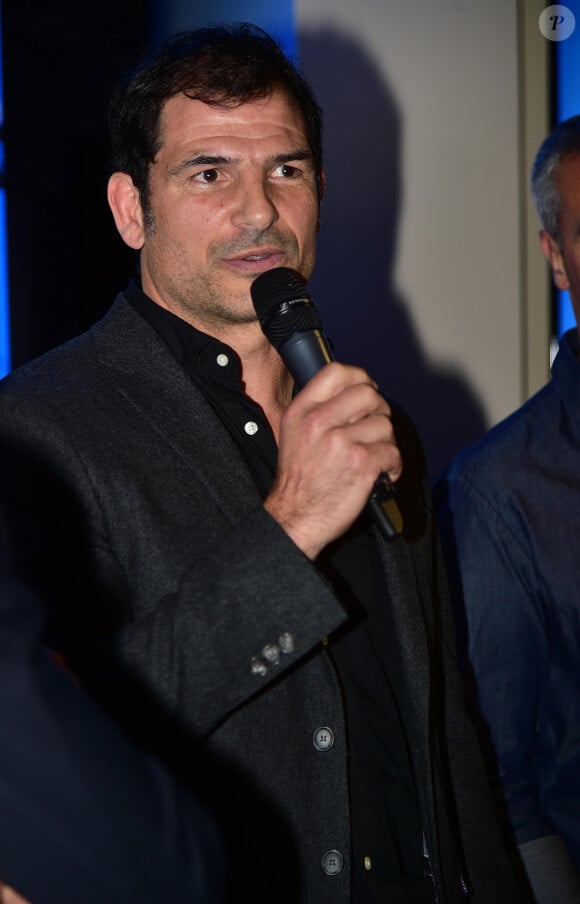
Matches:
[[437, 116, 580, 904]]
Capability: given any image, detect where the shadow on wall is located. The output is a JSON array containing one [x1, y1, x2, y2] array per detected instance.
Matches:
[[298, 29, 487, 484]]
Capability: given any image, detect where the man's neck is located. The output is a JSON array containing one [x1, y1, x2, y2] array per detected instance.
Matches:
[[200, 314, 293, 439], [236, 338, 294, 443], [135, 280, 294, 439]]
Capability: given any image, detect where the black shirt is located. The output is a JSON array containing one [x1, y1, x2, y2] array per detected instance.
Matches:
[[126, 280, 435, 903]]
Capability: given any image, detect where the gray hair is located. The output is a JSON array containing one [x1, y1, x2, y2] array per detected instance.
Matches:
[[531, 114, 580, 242]]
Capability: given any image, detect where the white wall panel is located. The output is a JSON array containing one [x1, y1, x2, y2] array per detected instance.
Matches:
[[297, 0, 522, 478]]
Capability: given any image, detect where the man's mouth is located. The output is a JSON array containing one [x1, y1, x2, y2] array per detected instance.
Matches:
[[224, 248, 287, 272]]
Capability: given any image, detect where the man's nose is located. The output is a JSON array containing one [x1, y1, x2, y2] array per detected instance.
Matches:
[[231, 175, 278, 231]]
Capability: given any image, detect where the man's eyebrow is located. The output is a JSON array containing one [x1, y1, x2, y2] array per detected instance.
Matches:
[[167, 149, 315, 178], [272, 150, 314, 165], [167, 154, 231, 177]]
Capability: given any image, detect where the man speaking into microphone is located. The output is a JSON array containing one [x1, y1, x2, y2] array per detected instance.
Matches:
[[0, 24, 522, 903]]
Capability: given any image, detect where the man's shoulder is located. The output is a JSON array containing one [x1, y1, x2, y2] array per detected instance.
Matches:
[[3, 331, 95, 388], [444, 379, 558, 492], [0, 294, 145, 396]]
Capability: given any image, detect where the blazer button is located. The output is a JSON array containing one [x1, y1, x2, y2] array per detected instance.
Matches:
[[322, 850, 344, 876], [278, 632, 295, 654], [250, 657, 267, 677], [313, 726, 335, 751], [262, 643, 280, 665]]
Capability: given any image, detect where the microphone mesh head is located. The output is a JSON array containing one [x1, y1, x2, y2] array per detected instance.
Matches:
[[250, 267, 322, 351]]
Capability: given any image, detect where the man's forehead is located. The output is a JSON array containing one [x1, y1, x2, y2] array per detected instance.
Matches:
[[158, 90, 308, 148]]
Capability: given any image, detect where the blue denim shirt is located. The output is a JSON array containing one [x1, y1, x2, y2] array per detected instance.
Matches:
[[436, 328, 580, 870]]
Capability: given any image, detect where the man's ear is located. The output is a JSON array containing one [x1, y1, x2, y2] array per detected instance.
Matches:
[[107, 173, 146, 250], [539, 229, 569, 291]]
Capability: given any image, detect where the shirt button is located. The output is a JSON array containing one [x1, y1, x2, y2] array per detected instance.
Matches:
[[244, 421, 259, 436], [364, 856, 372, 871], [216, 353, 229, 367], [322, 850, 344, 876], [313, 726, 335, 751]]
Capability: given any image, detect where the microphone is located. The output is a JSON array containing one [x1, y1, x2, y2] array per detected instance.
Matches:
[[250, 267, 402, 541]]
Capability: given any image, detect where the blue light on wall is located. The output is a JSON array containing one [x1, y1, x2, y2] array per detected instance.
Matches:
[[0, 190, 9, 377], [555, 6, 580, 338], [152, 0, 296, 60], [0, 2, 10, 377]]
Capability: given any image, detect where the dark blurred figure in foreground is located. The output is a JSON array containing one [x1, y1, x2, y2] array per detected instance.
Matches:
[[0, 546, 222, 903]]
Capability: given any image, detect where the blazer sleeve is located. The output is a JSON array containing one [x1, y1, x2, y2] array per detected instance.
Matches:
[[0, 383, 347, 738], [117, 505, 348, 733]]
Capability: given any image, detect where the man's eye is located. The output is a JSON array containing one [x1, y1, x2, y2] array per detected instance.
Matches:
[[194, 169, 219, 183], [273, 164, 299, 178]]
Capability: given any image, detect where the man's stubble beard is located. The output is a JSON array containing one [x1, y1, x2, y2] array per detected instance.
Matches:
[[144, 212, 304, 330]]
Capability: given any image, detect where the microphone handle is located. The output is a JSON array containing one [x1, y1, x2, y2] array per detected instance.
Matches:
[[278, 331, 402, 541], [279, 329, 333, 386]]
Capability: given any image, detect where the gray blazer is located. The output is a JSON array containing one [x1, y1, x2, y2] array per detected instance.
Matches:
[[0, 295, 523, 903]]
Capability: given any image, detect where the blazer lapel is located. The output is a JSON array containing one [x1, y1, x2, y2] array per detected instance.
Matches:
[[88, 294, 263, 523]]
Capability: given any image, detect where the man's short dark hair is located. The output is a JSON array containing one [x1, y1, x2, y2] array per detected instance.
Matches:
[[108, 23, 324, 213], [531, 114, 580, 241]]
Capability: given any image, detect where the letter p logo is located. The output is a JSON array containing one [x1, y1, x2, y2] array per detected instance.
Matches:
[[539, 5, 576, 41]]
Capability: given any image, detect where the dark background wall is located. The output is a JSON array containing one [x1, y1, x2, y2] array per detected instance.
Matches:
[[3, 1, 150, 367]]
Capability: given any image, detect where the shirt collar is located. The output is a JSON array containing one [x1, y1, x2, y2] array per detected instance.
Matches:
[[124, 279, 244, 389]]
